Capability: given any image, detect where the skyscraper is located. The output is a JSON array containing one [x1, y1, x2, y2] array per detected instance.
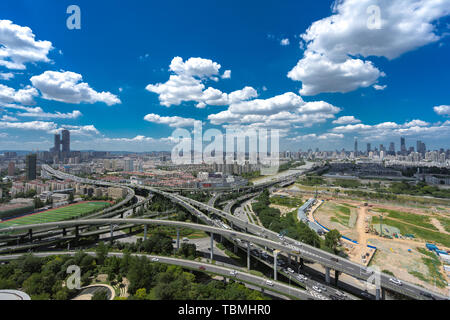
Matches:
[[354, 138, 358, 156], [61, 130, 70, 153], [401, 137, 406, 155], [389, 142, 395, 155], [367, 143, 371, 154], [52, 133, 61, 153], [26, 154, 37, 181]]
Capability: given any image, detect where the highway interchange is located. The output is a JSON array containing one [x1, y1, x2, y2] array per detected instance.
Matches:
[[0, 163, 447, 301]]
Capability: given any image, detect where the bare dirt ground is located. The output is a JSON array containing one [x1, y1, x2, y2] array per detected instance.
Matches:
[[431, 218, 447, 234]]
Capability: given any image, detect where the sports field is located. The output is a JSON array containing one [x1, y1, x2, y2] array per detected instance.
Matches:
[[0, 201, 111, 229]]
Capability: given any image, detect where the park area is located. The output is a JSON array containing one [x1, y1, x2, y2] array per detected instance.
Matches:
[[0, 201, 111, 229]]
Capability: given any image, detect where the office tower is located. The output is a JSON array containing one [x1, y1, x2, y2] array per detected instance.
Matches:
[[416, 140, 426, 156], [367, 143, 371, 154], [401, 137, 406, 155], [354, 138, 358, 156], [26, 154, 37, 181], [7, 162, 15, 176], [379, 144, 385, 152], [61, 130, 70, 153], [389, 142, 395, 155], [52, 133, 61, 153]]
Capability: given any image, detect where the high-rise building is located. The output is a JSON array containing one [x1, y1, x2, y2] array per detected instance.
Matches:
[[25, 154, 37, 181], [52, 134, 61, 153], [400, 137, 406, 155], [354, 138, 358, 156], [416, 140, 426, 156], [7, 162, 15, 176], [389, 142, 395, 155], [61, 130, 70, 153], [366, 143, 371, 154], [124, 159, 134, 172]]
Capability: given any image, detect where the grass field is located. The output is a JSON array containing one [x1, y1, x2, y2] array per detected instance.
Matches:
[[374, 208, 438, 231], [372, 216, 450, 248], [0, 201, 111, 229]]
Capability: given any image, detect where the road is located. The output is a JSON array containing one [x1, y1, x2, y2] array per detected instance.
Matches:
[[39, 164, 448, 300], [0, 251, 313, 300]]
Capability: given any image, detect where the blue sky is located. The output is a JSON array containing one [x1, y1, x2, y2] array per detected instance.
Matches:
[[0, 0, 449, 152]]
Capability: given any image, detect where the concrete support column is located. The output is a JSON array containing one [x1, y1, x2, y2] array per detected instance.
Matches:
[[247, 242, 251, 270], [210, 234, 214, 260], [109, 224, 114, 244], [62, 228, 67, 237], [75, 226, 79, 238], [129, 227, 132, 233], [120, 213, 124, 219], [234, 243, 238, 254], [144, 225, 148, 241], [325, 267, 331, 284], [274, 251, 278, 281], [376, 288, 381, 300], [334, 270, 340, 286], [28, 229, 33, 242], [381, 288, 386, 300], [299, 258, 304, 269], [176, 228, 180, 250], [288, 254, 291, 265]]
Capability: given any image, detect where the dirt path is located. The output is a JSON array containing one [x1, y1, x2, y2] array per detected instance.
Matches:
[[431, 218, 447, 234]]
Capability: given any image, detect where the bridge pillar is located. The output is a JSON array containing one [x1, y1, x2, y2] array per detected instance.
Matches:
[[75, 226, 79, 238], [381, 288, 386, 300], [129, 227, 132, 234], [28, 229, 33, 242], [120, 212, 124, 219], [334, 270, 340, 286], [234, 242, 238, 254], [210, 234, 214, 260], [274, 251, 278, 281], [299, 258, 304, 270], [144, 225, 148, 241], [133, 207, 136, 215], [247, 242, 251, 271], [62, 228, 67, 237], [176, 228, 180, 250], [325, 267, 331, 284], [288, 254, 291, 265], [110, 224, 114, 244], [376, 288, 381, 300]]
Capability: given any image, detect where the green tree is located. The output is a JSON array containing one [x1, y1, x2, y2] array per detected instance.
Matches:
[[325, 229, 342, 253]]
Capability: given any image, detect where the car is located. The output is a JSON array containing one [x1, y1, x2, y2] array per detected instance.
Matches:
[[389, 278, 402, 286], [230, 270, 237, 276], [265, 280, 274, 287], [287, 268, 294, 274], [312, 286, 322, 293], [151, 258, 159, 262], [420, 292, 434, 299], [199, 266, 206, 271], [335, 291, 346, 298]]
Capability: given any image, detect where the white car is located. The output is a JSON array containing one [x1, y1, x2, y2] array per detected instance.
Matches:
[[312, 286, 322, 293], [151, 258, 159, 262], [265, 280, 274, 287], [389, 278, 402, 286], [230, 270, 237, 276], [287, 268, 294, 274]]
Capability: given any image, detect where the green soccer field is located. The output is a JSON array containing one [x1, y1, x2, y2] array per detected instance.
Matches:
[[0, 201, 111, 229]]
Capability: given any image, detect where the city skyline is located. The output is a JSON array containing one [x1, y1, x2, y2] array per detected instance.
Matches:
[[0, 1, 449, 152]]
